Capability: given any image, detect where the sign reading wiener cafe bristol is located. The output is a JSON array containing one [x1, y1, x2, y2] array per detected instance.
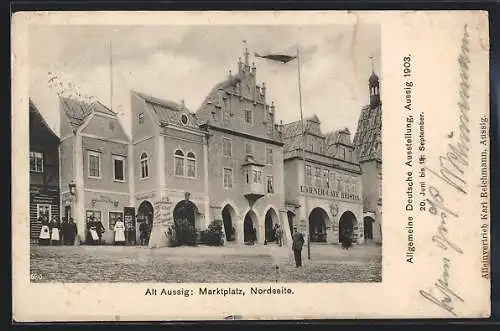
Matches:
[[299, 185, 361, 202]]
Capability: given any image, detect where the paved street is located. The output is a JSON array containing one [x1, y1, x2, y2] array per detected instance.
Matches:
[[30, 243, 382, 283]]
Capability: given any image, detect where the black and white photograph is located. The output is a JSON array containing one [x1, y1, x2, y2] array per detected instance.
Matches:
[[28, 23, 382, 283]]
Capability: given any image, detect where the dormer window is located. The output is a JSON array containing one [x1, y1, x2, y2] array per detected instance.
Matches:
[[180, 113, 189, 126]]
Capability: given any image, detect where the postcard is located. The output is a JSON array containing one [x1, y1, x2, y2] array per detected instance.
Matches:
[[12, 10, 490, 321]]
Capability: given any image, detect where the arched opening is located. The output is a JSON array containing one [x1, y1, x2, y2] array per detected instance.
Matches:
[[363, 216, 375, 240], [264, 208, 279, 243], [173, 200, 198, 229], [222, 204, 237, 242], [137, 200, 154, 245], [308, 207, 329, 242], [287, 211, 294, 237], [243, 210, 258, 244], [173, 199, 199, 246], [339, 211, 357, 244]]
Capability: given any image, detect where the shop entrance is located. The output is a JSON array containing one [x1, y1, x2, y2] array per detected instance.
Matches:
[[364, 216, 375, 241], [339, 211, 357, 244], [137, 201, 154, 245], [222, 204, 237, 242], [243, 210, 258, 244], [173, 200, 198, 229], [264, 208, 279, 243], [308, 207, 329, 242]]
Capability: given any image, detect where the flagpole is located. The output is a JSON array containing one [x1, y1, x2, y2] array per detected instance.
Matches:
[[296, 48, 311, 260], [109, 39, 113, 111]]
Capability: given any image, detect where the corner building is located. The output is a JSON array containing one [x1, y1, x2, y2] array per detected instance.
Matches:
[[353, 70, 383, 244], [59, 97, 132, 244], [130, 49, 290, 246], [283, 115, 365, 244]]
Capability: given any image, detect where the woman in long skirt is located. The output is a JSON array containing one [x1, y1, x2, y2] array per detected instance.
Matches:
[[113, 218, 126, 245], [50, 217, 61, 245], [38, 216, 50, 245]]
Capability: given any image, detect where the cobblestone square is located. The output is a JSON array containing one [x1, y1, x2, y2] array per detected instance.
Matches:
[[30, 243, 382, 283]]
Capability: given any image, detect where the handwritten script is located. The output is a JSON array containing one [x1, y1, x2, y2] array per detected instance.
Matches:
[[419, 24, 469, 317]]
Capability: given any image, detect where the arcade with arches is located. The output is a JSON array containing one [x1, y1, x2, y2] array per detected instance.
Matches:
[[308, 207, 329, 242], [339, 210, 358, 244]]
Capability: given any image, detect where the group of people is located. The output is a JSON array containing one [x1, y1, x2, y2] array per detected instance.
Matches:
[[265, 223, 284, 247], [38, 215, 78, 245]]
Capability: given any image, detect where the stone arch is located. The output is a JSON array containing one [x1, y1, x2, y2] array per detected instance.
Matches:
[[263, 207, 279, 243], [364, 216, 375, 241], [243, 209, 258, 243], [222, 203, 238, 242], [173, 199, 198, 229], [339, 210, 357, 244], [308, 207, 330, 242]]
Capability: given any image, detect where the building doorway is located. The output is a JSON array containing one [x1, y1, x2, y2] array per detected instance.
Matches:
[[222, 204, 237, 242], [173, 200, 198, 229], [137, 200, 154, 244], [339, 211, 357, 244], [308, 207, 329, 242], [243, 210, 258, 244], [364, 216, 375, 241], [264, 208, 279, 243]]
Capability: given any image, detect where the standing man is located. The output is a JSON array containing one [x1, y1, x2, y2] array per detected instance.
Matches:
[[275, 224, 283, 247], [292, 227, 305, 268]]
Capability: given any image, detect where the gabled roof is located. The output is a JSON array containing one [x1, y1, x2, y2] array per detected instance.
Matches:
[[29, 99, 59, 141], [353, 103, 382, 162], [325, 128, 352, 146], [60, 96, 116, 130], [134, 91, 199, 129]]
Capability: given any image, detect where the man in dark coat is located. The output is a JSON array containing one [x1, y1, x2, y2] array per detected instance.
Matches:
[[292, 227, 305, 268], [67, 217, 77, 245]]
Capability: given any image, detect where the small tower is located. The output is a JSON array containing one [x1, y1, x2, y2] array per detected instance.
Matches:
[[369, 56, 381, 108]]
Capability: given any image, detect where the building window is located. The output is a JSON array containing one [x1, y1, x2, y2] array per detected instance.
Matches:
[[180, 113, 189, 126], [108, 211, 123, 231], [140, 152, 149, 179], [323, 169, 330, 188], [222, 137, 232, 157], [29, 151, 43, 173], [252, 170, 263, 184], [174, 149, 185, 176], [36, 204, 51, 221], [267, 175, 274, 193], [88, 151, 101, 178], [245, 170, 250, 184], [86, 210, 102, 225], [305, 165, 312, 186], [186, 152, 196, 178], [223, 168, 233, 189], [139, 113, 145, 124], [112, 155, 125, 182], [245, 109, 253, 124], [245, 142, 254, 156], [266, 148, 273, 165], [315, 167, 322, 187]]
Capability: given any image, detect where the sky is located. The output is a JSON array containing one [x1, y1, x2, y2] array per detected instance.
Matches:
[[29, 24, 380, 138]]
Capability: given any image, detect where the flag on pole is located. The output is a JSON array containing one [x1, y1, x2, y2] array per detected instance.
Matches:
[[254, 52, 297, 64]]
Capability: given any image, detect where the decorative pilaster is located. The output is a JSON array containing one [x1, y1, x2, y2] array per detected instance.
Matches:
[[74, 133, 85, 243]]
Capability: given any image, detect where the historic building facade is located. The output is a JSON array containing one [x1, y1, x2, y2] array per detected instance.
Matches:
[[353, 70, 383, 244], [59, 97, 132, 244], [29, 100, 60, 242], [196, 49, 288, 246], [283, 115, 364, 245], [130, 91, 210, 247]]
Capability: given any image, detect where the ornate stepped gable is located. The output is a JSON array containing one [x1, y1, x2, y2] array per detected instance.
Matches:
[[195, 48, 280, 142], [282, 114, 324, 154], [325, 128, 359, 163], [134, 91, 199, 129]]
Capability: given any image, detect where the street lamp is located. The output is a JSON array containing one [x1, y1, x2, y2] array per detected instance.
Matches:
[[69, 180, 76, 196]]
